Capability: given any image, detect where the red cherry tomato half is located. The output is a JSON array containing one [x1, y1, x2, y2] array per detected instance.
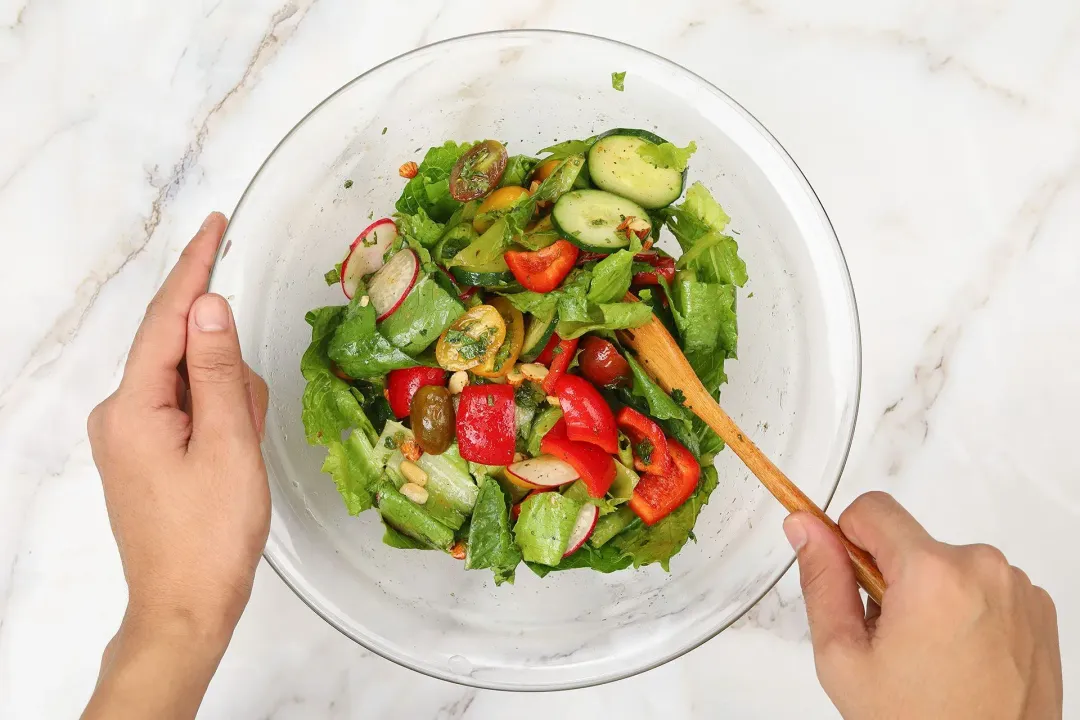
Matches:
[[577, 336, 631, 388], [449, 140, 509, 202]]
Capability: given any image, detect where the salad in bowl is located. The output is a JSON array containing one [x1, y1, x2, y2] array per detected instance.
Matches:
[[300, 129, 746, 585]]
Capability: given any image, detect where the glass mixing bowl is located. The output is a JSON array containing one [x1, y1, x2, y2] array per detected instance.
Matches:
[[209, 30, 860, 691]]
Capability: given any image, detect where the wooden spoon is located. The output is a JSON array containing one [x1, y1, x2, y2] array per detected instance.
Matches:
[[616, 300, 885, 604]]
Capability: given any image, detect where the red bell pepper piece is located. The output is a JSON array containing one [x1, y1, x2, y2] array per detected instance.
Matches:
[[631, 254, 676, 286], [553, 374, 619, 454], [629, 437, 701, 525], [455, 384, 516, 465], [540, 419, 616, 497], [385, 367, 447, 419], [533, 332, 561, 366], [504, 240, 579, 293], [615, 407, 673, 476], [541, 337, 578, 395]]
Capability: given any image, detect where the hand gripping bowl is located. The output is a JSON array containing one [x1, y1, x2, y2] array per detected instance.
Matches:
[[209, 30, 860, 691]]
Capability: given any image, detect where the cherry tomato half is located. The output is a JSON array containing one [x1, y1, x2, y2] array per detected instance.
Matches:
[[449, 140, 508, 202], [578, 336, 632, 388]]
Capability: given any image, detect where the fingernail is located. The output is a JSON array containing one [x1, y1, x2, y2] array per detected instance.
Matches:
[[783, 514, 808, 552], [193, 294, 231, 332], [200, 212, 221, 231]]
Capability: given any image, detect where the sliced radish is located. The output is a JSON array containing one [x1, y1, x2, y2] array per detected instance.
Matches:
[[506, 454, 578, 489], [563, 503, 599, 557], [368, 248, 419, 321], [340, 218, 399, 299]]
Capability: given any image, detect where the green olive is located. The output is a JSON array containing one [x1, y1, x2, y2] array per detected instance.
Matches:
[[410, 385, 455, 455]]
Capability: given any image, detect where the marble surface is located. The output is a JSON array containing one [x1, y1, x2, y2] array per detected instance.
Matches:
[[2, 0, 1079, 717]]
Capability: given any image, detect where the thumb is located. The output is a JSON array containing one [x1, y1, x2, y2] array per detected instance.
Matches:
[[186, 293, 257, 445], [785, 512, 869, 659]]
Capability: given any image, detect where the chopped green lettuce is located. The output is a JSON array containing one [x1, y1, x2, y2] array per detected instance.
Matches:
[[327, 294, 423, 379], [556, 302, 652, 339], [465, 476, 522, 585], [528, 542, 632, 577], [637, 140, 697, 171], [382, 522, 432, 550], [395, 141, 471, 222], [499, 155, 539, 188], [514, 491, 582, 567], [394, 207, 444, 248], [672, 274, 737, 358], [611, 71, 626, 91], [663, 183, 746, 287], [321, 428, 382, 515], [538, 138, 596, 159], [587, 250, 634, 304], [375, 481, 456, 550], [622, 354, 699, 454], [610, 466, 718, 571], [377, 275, 464, 355]]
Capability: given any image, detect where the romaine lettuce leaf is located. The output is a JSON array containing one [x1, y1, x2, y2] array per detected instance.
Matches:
[[637, 140, 697, 171], [395, 141, 471, 222], [672, 276, 737, 357], [301, 306, 345, 381], [609, 466, 719, 571], [499, 155, 539, 188], [527, 541, 632, 577], [555, 302, 652, 339], [611, 71, 626, 91], [538, 138, 596, 159], [676, 231, 748, 287], [394, 207, 444, 248], [514, 491, 582, 567], [375, 480, 456, 550], [621, 354, 699, 454], [466, 476, 522, 585], [665, 181, 730, 241], [503, 289, 558, 319], [587, 250, 634, 304], [321, 428, 382, 515], [382, 522, 432, 550], [327, 294, 422, 379]]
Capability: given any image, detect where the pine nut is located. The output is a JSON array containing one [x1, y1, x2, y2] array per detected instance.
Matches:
[[400, 482, 428, 504], [448, 370, 469, 394], [519, 363, 548, 382], [399, 459, 428, 487], [359, 295, 370, 307], [506, 366, 525, 386]]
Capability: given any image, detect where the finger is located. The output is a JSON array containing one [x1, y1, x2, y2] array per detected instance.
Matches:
[[838, 491, 935, 582], [185, 293, 257, 446], [864, 597, 881, 633], [123, 212, 228, 400], [784, 512, 869, 658], [245, 364, 269, 439]]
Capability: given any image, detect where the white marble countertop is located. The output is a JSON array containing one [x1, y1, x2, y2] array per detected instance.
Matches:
[[3, 0, 1079, 717]]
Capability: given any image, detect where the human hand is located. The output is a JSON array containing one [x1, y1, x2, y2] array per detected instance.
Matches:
[[87, 212, 268, 663], [786, 491, 1061, 719]]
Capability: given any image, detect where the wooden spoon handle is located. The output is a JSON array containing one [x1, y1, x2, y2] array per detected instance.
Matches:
[[685, 398, 885, 604], [617, 307, 885, 604]]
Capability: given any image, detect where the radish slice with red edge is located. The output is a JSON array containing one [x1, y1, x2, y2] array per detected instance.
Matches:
[[563, 504, 599, 557], [506, 455, 578, 489], [340, 218, 399, 299], [367, 248, 419, 321]]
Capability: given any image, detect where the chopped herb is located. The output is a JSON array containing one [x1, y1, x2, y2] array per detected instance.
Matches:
[[445, 326, 496, 361], [747, 292, 754, 299], [552, 345, 564, 356], [382, 127, 388, 135], [344, 179, 354, 189], [635, 438, 654, 465], [611, 71, 626, 91], [362, 233, 378, 247], [368, 210, 374, 220], [384, 436, 396, 449], [324, 262, 343, 286], [670, 388, 686, 406]]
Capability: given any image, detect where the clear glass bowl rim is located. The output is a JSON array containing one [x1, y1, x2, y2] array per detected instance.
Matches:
[[215, 28, 863, 691]]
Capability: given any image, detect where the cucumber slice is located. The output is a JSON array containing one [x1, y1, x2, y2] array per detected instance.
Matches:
[[588, 132, 685, 209], [552, 189, 647, 253], [449, 260, 522, 291], [519, 310, 558, 362]]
